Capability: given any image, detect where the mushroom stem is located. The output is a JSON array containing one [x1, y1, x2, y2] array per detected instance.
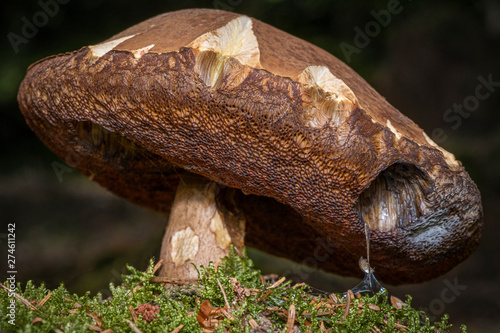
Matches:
[[159, 174, 245, 281]]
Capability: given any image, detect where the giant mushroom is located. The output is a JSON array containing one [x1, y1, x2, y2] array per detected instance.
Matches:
[[17, 8, 482, 284]]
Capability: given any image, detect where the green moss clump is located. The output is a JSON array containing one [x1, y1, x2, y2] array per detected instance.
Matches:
[[0, 247, 467, 332]]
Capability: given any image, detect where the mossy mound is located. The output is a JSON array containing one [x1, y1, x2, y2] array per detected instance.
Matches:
[[1, 248, 466, 332]]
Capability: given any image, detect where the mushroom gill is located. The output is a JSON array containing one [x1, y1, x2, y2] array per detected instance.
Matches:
[[74, 121, 139, 163], [356, 163, 432, 232]]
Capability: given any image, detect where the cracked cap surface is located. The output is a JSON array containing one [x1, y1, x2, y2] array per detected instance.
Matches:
[[18, 8, 482, 284]]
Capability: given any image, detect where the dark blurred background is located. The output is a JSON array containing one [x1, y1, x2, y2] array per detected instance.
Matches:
[[1, 0, 499, 331]]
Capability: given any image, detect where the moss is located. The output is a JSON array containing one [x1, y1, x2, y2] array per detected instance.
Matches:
[[1, 247, 467, 332]]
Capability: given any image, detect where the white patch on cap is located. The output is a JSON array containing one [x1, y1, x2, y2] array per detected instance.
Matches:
[[298, 66, 358, 104], [189, 16, 260, 87], [422, 132, 458, 167], [297, 66, 358, 128], [170, 226, 199, 266], [190, 15, 260, 68], [132, 44, 155, 59], [386, 120, 402, 140], [89, 34, 136, 57]]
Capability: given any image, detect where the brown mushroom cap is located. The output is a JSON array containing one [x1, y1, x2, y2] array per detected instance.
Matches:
[[17, 8, 482, 284]]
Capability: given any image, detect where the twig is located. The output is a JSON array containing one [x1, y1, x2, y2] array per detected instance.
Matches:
[[150, 277, 191, 285], [39, 292, 53, 307], [328, 293, 339, 304], [341, 289, 353, 321], [125, 319, 143, 333], [152, 259, 163, 275], [216, 278, 231, 312], [286, 303, 296, 332], [87, 312, 103, 327], [267, 276, 286, 289], [129, 305, 138, 323], [390, 295, 406, 310], [170, 324, 184, 333], [248, 318, 259, 328], [320, 320, 327, 333], [0, 282, 38, 311], [261, 290, 272, 301]]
